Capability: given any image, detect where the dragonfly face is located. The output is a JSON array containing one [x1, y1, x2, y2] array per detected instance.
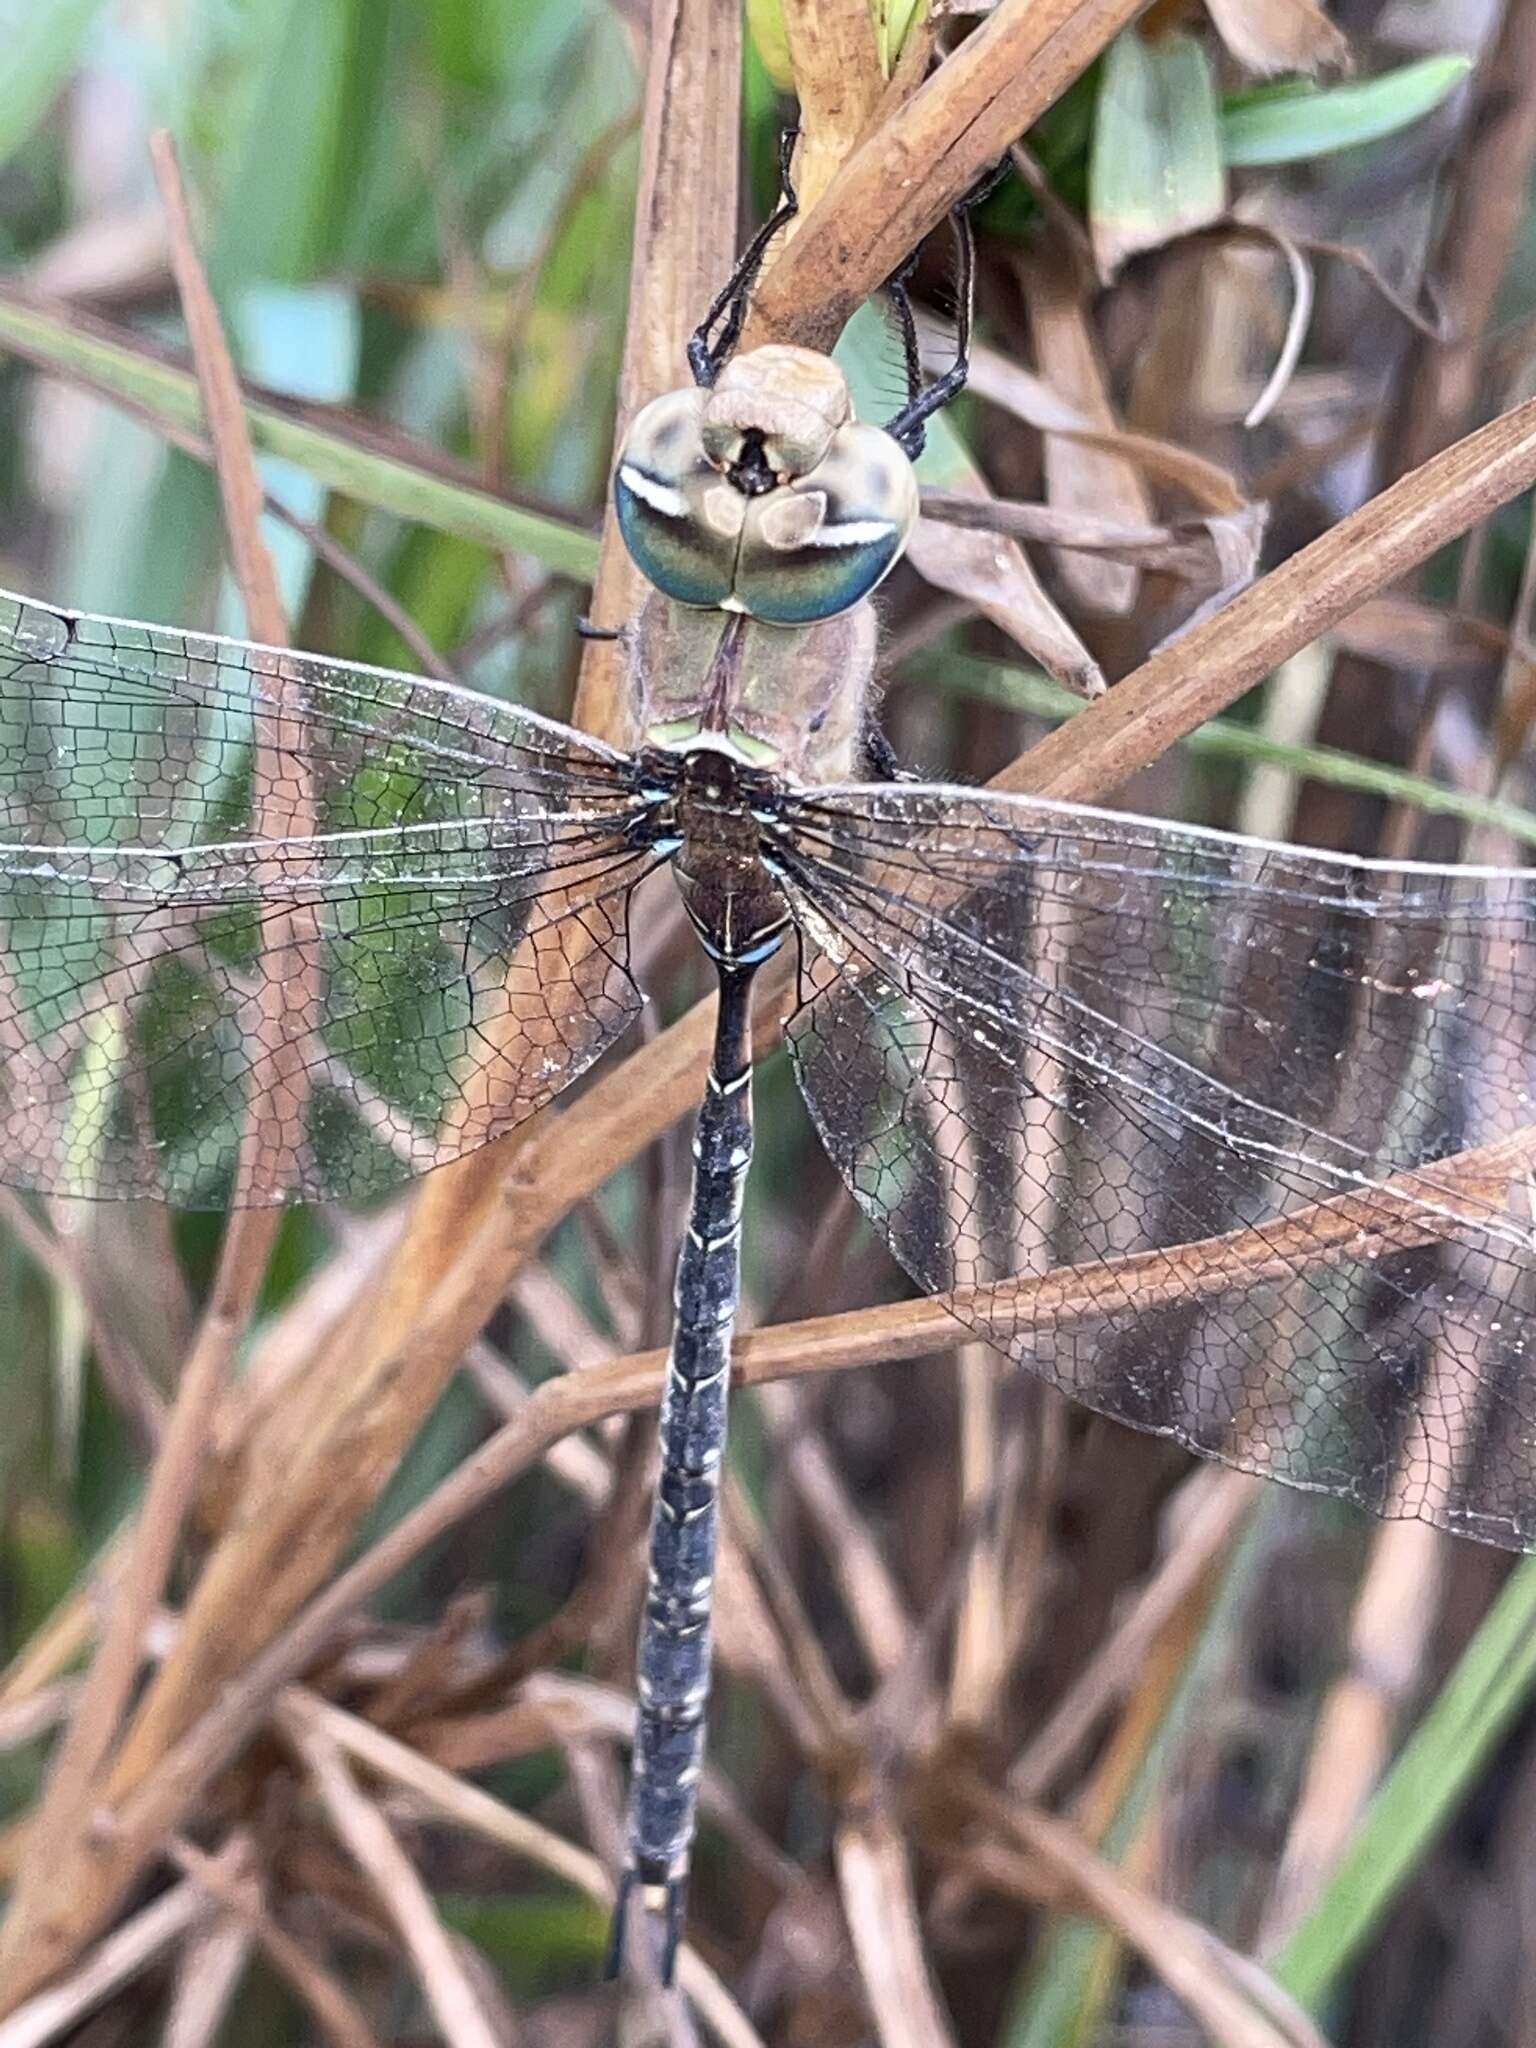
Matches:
[[614, 343, 920, 627]]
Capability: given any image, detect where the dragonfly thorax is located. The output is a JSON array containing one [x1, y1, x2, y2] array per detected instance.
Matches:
[[665, 746, 792, 968], [614, 344, 919, 627], [625, 589, 876, 783]]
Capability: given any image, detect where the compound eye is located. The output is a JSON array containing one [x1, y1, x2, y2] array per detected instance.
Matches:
[[614, 388, 745, 609], [734, 423, 920, 626]]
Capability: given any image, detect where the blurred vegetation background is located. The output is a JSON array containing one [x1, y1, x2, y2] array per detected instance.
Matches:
[[1, 0, 1535, 2043]]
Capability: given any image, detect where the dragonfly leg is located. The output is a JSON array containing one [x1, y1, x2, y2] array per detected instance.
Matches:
[[863, 718, 916, 782], [883, 157, 1008, 457], [688, 126, 800, 388]]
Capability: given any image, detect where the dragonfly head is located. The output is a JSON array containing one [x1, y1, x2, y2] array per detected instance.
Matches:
[[613, 345, 919, 628]]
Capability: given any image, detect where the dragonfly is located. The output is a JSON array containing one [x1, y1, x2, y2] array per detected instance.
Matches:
[[5, 176, 1536, 1987]]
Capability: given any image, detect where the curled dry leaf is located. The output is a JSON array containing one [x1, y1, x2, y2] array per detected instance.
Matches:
[[1020, 246, 1154, 615], [926, 325, 1252, 512], [1220, 222, 1315, 429], [906, 315, 1108, 693], [910, 494, 1109, 698], [1203, 0, 1349, 75], [921, 326, 1265, 641], [919, 491, 1266, 595]]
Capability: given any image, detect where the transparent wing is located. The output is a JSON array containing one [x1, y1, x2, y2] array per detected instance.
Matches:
[[0, 589, 653, 1205], [778, 781, 1536, 1549]]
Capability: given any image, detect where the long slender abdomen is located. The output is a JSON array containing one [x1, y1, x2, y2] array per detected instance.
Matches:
[[609, 958, 758, 1983]]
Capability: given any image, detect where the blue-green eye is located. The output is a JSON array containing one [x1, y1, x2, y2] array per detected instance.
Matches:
[[614, 389, 739, 611], [734, 424, 919, 626], [613, 355, 920, 626]]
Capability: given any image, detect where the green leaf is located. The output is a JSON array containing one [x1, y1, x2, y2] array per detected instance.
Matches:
[[746, 0, 794, 89], [0, 296, 599, 584], [871, 0, 927, 75], [0, 0, 110, 167], [835, 301, 971, 487], [1221, 53, 1473, 168], [1091, 31, 1225, 280], [1272, 1554, 1536, 2008]]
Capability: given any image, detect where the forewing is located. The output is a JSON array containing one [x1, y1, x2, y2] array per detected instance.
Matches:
[[0, 589, 650, 1205], [779, 781, 1536, 1548]]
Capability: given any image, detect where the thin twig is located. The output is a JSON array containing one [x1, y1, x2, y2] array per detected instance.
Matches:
[[0, 1878, 212, 2048], [281, 1704, 503, 2048], [283, 1688, 766, 2048], [160, 1913, 251, 2048], [168, 1835, 383, 2048]]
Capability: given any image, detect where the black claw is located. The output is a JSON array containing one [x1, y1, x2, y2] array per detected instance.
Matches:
[[603, 1869, 636, 1980], [688, 126, 801, 388], [660, 1872, 689, 1987], [882, 177, 991, 458], [604, 1867, 688, 1987]]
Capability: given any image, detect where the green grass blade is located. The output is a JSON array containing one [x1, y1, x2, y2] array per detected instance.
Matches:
[[906, 648, 1536, 847], [0, 296, 599, 584], [1221, 54, 1473, 168], [1271, 1554, 1536, 2009]]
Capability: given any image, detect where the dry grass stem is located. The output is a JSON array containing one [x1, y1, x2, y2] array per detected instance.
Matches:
[[168, 1836, 383, 2048], [835, 1801, 959, 2048], [1258, 1518, 1445, 1950], [0, 1876, 214, 2048], [742, 0, 1151, 355], [1011, 1468, 1260, 1799], [282, 1705, 504, 2048], [0, 134, 296, 2002], [1389, 0, 1536, 472], [960, 1788, 1331, 2048], [288, 1689, 767, 2048], [755, 1381, 914, 1680], [160, 1914, 251, 2048]]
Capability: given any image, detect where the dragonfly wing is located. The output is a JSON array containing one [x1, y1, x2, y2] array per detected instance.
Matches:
[[0, 589, 649, 1205], [779, 781, 1536, 1549]]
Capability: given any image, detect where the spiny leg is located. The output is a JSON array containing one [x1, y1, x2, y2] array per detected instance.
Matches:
[[883, 158, 1009, 458], [863, 715, 915, 782], [882, 204, 977, 459], [688, 126, 800, 388]]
